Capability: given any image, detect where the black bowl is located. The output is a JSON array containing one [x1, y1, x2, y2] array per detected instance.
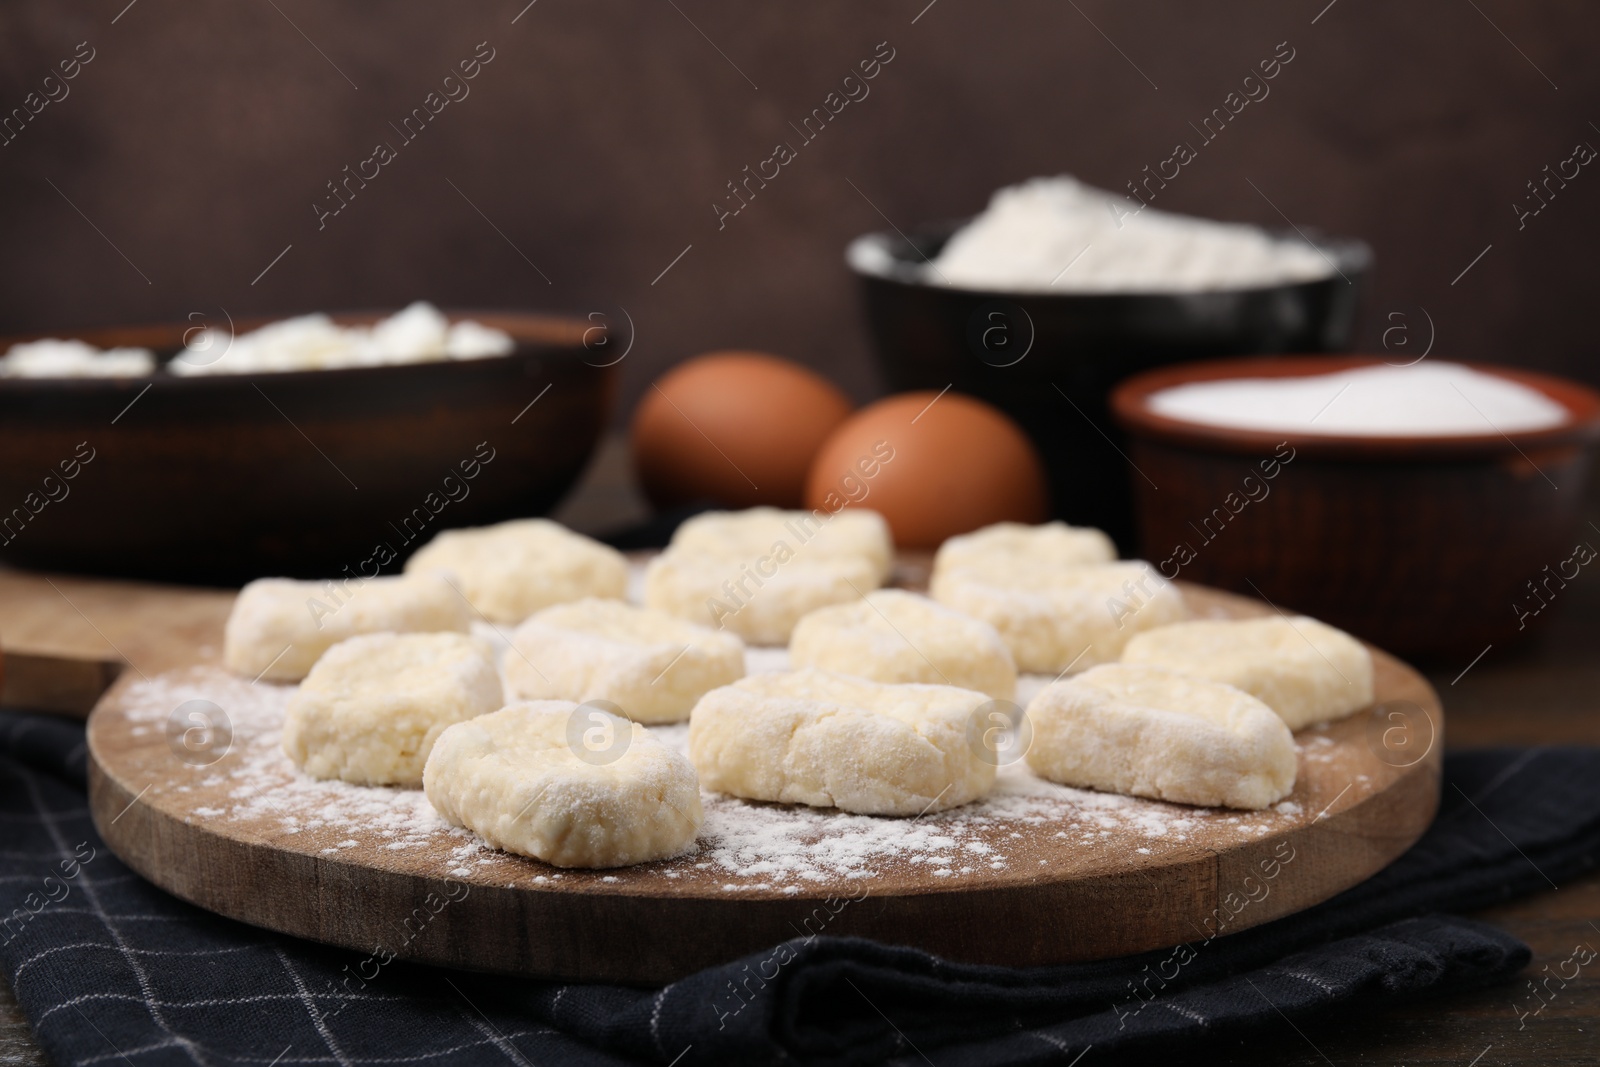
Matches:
[[0, 311, 616, 584], [849, 221, 1372, 548]]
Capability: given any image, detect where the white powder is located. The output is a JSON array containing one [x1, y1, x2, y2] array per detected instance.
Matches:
[[0, 338, 156, 379], [928, 175, 1334, 293], [169, 301, 513, 376], [1147, 361, 1568, 436], [123, 670, 464, 851], [116, 663, 1313, 894]]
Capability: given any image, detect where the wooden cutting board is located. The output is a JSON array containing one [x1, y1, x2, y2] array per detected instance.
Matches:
[[59, 562, 1441, 985], [0, 568, 233, 715]]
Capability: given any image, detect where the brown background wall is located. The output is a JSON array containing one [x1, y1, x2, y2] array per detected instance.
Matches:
[[1, 1, 1595, 417]]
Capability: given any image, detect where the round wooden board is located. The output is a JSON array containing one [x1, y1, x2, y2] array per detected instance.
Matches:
[[87, 572, 1442, 985]]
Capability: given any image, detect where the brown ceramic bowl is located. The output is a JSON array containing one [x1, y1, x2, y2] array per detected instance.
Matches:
[[1111, 355, 1600, 663], [0, 311, 615, 584], [849, 222, 1371, 549]]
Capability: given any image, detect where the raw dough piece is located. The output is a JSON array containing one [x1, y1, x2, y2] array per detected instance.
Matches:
[[671, 507, 893, 581], [224, 573, 472, 682], [688, 669, 996, 815], [1025, 664, 1296, 810], [930, 560, 1188, 673], [645, 552, 881, 646], [504, 598, 745, 723], [645, 508, 892, 645], [789, 590, 1017, 699], [423, 701, 703, 868], [1121, 615, 1375, 729], [931, 521, 1116, 585], [282, 632, 502, 786], [404, 518, 628, 624]]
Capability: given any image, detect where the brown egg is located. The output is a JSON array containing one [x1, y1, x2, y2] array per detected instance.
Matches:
[[805, 390, 1048, 549], [632, 351, 853, 509]]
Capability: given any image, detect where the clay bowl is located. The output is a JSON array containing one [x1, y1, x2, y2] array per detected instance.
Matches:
[[848, 221, 1371, 549], [1110, 355, 1600, 663], [0, 311, 615, 584]]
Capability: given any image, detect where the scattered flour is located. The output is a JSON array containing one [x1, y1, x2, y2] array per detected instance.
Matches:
[[120, 662, 1312, 894], [122, 670, 463, 852]]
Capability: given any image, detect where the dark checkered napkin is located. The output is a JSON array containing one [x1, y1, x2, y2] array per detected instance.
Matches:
[[5, 708, 1595, 1067]]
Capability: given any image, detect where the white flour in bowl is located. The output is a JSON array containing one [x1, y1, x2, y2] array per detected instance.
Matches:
[[1146, 361, 1568, 437], [929, 175, 1334, 293]]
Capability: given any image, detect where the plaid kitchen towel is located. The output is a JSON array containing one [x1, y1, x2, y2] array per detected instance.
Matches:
[[6, 708, 1594, 1067]]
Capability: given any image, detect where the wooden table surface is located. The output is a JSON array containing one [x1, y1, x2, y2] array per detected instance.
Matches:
[[3, 437, 1598, 1065]]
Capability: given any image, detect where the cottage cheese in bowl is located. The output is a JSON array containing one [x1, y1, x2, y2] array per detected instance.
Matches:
[[0, 338, 156, 378], [172, 302, 513, 375], [1, 302, 516, 380]]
